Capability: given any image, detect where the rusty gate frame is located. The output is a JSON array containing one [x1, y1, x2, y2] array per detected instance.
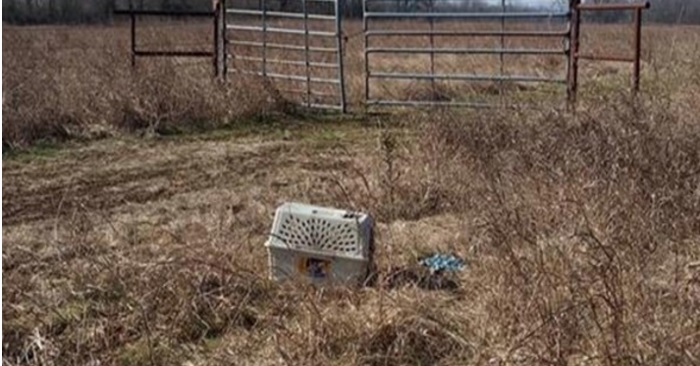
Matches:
[[114, 7, 221, 75], [568, 0, 651, 105]]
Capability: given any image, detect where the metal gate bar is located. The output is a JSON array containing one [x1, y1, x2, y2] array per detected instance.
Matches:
[[363, 0, 572, 108], [366, 48, 567, 55], [236, 70, 340, 83], [114, 8, 218, 71], [225, 0, 346, 112], [228, 41, 337, 52], [234, 56, 338, 68], [228, 9, 336, 20], [227, 25, 336, 37], [363, 12, 570, 19], [365, 30, 569, 37], [369, 73, 566, 83]]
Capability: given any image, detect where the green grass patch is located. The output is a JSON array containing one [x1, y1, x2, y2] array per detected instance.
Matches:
[[3, 140, 64, 162]]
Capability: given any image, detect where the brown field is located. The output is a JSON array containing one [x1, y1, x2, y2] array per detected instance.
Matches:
[[3, 20, 700, 366]]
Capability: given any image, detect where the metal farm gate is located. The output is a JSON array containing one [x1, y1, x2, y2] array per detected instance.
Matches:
[[224, 0, 347, 112], [362, 0, 650, 109], [362, 0, 572, 108], [115, 1, 650, 112]]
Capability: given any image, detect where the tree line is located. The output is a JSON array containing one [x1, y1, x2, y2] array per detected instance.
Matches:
[[3, 0, 699, 25]]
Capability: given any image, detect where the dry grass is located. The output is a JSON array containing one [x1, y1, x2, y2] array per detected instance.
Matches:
[[2, 22, 276, 149], [5, 20, 699, 147], [3, 20, 700, 366]]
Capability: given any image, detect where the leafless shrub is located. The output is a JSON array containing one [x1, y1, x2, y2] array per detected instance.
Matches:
[[404, 93, 700, 365], [1, 25, 275, 148]]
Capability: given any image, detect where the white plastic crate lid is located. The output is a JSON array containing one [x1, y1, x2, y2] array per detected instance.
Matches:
[[266, 202, 372, 261]]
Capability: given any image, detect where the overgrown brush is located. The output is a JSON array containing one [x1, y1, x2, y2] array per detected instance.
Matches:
[[370, 95, 700, 364], [316, 94, 699, 364], [2, 25, 274, 149], [4, 96, 699, 366], [3, 22, 700, 366]]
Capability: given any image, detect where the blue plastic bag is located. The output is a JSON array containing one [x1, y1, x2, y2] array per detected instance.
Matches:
[[418, 253, 465, 273]]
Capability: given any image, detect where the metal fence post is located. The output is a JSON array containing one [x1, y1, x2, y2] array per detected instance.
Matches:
[[363, 0, 369, 111], [429, 0, 436, 98], [633, 8, 642, 93], [335, 0, 347, 113], [130, 8, 136, 68], [303, 0, 311, 108], [568, 0, 580, 107], [565, 0, 572, 105], [499, 0, 506, 102], [362, 0, 370, 112], [222, 0, 228, 79], [214, 0, 220, 78], [261, 0, 267, 77]]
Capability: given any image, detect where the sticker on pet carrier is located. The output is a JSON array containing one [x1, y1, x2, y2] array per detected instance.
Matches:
[[297, 257, 332, 278]]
